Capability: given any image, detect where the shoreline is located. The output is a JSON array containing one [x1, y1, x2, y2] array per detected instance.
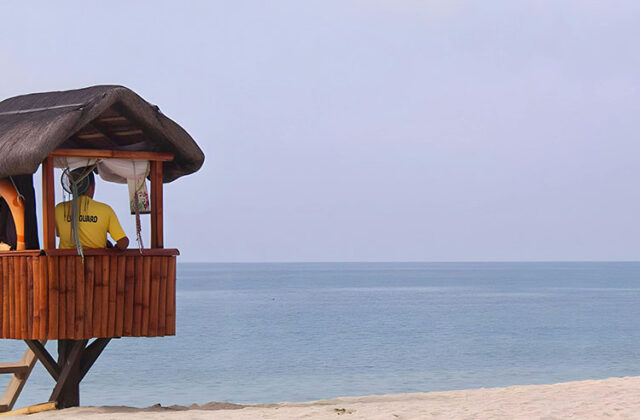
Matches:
[[27, 376, 640, 419]]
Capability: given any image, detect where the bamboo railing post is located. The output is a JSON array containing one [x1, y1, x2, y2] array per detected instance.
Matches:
[[150, 161, 163, 248], [41, 156, 56, 250]]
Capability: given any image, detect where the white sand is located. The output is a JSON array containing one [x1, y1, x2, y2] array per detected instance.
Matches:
[[28, 376, 640, 419]]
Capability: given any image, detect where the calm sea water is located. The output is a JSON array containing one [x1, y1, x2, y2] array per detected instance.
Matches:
[[2, 262, 640, 408]]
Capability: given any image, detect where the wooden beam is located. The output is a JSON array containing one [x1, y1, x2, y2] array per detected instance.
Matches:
[[98, 116, 127, 123], [89, 122, 120, 147], [79, 338, 110, 381], [76, 133, 107, 140], [41, 157, 56, 249], [24, 340, 60, 381], [0, 363, 28, 377], [150, 161, 164, 248], [50, 149, 174, 162], [113, 129, 143, 136]]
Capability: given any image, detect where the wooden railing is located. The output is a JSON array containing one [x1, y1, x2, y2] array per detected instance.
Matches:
[[0, 251, 178, 340]]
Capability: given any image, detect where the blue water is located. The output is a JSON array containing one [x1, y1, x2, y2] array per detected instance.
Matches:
[[2, 262, 640, 407]]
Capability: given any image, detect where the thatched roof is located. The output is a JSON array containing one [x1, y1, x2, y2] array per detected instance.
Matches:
[[0, 85, 204, 182]]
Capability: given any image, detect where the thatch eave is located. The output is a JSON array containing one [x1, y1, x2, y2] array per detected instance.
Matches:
[[0, 85, 205, 182]]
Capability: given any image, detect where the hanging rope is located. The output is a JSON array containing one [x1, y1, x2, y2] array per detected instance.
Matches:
[[132, 161, 145, 254], [61, 164, 97, 260], [8, 176, 25, 204]]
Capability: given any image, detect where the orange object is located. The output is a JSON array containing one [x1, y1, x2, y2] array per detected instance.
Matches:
[[0, 179, 26, 251]]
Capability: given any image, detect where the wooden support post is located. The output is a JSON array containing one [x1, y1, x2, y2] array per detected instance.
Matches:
[[150, 161, 163, 249], [41, 157, 56, 250], [24, 338, 112, 410], [50, 340, 88, 409], [57, 340, 68, 367]]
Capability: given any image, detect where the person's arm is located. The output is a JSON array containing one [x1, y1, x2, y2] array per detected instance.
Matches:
[[115, 236, 129, 250], [107, 205, 128, 251]]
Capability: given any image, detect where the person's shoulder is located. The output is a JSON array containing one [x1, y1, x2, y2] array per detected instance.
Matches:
[[89, 198, 117, 214]]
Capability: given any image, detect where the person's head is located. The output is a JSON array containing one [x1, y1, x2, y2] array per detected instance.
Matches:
[[68, 167, 96, 198]]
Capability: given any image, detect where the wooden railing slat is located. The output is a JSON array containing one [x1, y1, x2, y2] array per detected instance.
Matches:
[[92, 257, 102, 338], [100, 256, 110, 338], [75, 258, 85, 340], [115, 257, 126, 337], [47, 257, 59, 338], [158, 257, 168, 336], [149, 257, 160, 337], [123, 257, 135, 336], [133, 258, 144, 337], [107, 257, 118, 337], [2, 259, 8, 337], [166, 256, 176, 336], [38, 257, 48, 338], [141, 257, 151, 336], [84, 257, 95, 338], [19, 257, 28, 339], [66, 256, 76, 340], [27, 257, 34, 339]]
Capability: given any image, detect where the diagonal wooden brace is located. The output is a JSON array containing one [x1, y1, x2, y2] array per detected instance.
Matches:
[[24, 340, 60, 381], [80, 338, 111, 381]]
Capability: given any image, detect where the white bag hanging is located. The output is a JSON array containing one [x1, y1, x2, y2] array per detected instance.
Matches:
[[128, 175, 150, 215], [96, 159, 151, 214]]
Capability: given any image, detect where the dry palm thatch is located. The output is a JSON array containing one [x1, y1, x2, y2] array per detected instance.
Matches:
[[0, 85, 204, 182]]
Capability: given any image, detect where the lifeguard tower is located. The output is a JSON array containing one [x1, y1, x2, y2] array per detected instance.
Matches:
[[0, 86, 204, 411]]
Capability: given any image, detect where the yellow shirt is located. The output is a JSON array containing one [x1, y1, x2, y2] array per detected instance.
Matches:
[[55, 196, 126, 249]]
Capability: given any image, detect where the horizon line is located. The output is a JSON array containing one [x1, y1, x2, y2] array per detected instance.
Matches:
[[176, 260, 640, 264]]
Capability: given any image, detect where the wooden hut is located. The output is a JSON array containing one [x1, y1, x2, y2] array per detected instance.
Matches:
[[0, 85, 204, 411]]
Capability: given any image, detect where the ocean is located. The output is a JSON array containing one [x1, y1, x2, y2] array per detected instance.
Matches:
[[2, 262, 640, 408]]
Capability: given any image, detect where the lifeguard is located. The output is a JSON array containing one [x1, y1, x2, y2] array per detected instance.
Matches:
[[55, 167, 130, 250]]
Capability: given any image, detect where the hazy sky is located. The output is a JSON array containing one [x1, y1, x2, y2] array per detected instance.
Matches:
[[2, 1, 640, 262]]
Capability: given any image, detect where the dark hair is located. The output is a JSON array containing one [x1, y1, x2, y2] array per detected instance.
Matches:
[[69, 167, 95, 195]]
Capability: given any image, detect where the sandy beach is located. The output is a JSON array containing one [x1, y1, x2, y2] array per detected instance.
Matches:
[[23, 376, 639, 419]]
